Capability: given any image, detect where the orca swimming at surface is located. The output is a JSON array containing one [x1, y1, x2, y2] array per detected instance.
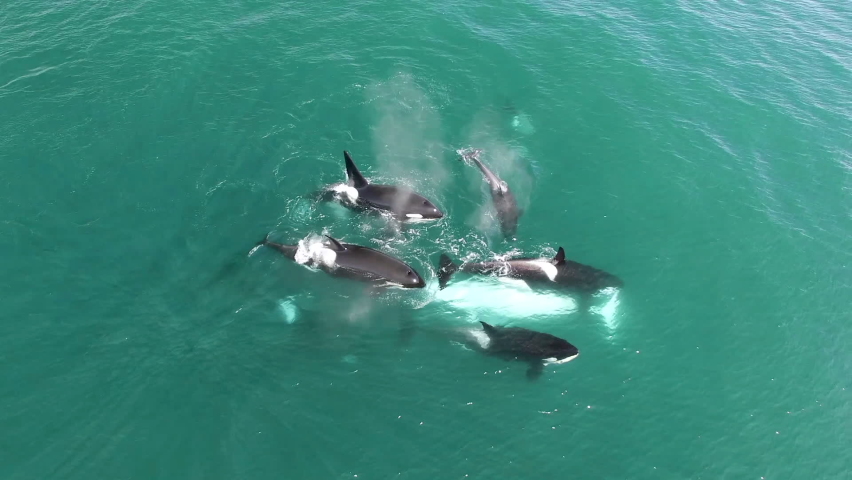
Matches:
[[250, 233, 426, 289], [459, 321, 579, 380], [320, 151, 444, 222], [437, 246, 623, 294], [458, 148, 522, 238]]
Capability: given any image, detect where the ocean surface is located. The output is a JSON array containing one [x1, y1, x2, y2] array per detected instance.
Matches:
[[2, 0, 851, 478]]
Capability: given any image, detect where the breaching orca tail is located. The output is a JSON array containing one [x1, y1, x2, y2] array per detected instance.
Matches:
[[456, 147, 482, 166], [247, 233, 270, 257], [343, 151, 368, 188], [437, 253, 459, 290]]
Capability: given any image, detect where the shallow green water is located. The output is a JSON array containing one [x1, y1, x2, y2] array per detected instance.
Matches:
[[2, 0, 851, 478]]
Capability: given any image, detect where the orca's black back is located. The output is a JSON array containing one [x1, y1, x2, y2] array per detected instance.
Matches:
[[334, 243, 423, 287]]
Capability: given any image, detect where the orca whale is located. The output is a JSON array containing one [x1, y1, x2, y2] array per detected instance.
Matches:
[[462, 321, 579, 380], [437, 247, 622, 294], [251, 234, 426, 288], [324, 151, 443, 222], [459, 148, 522, 237]]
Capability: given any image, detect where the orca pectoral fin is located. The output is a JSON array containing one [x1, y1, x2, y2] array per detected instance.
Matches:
[[576, 291, 593, 314], [526, 362, 544, 381]]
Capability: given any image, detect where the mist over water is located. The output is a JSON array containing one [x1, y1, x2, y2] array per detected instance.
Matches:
[[367, 73, 449, 192]]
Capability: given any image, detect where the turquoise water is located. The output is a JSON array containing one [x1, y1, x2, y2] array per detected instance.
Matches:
[[2, 0, 851, 478]]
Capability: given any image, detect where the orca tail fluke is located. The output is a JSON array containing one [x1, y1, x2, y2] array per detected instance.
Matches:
[[343, 151, 368, 188], [437, 253, 459, 290], [456, 147, 482, 166], [248, 233, 270, 257]]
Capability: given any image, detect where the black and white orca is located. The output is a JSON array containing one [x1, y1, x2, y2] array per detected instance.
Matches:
[[462, 321, 579, 379], [251, 234, 426, 288], [437, 247, 622, 294], [324, 151, 444, 222]]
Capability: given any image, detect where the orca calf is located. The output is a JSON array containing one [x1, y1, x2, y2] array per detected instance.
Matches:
[[251, 234, 426, 288], [458, 148, 522, 237], [324, 151, 443, 222], [463, 321, 579, 380], [437, 247, 622, 294]]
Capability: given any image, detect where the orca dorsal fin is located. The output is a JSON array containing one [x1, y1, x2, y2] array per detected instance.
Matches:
[[552, 247, 565, 265], [324, 235, 346, 252], [479, 321, 498, 335], [344, 151, 368, 188]]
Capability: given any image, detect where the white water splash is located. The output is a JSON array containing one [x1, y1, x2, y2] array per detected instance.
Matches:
[[331, 183, 359, 203], [467, 328, 492, 349], [293, 235, 338, 268]]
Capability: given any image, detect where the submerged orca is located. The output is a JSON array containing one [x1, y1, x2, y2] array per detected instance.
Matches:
[[459, 148, 522, 237], [437, 247, 622, 294], [252, 234, 426, 288], [324, 151, 443, 222], [462, 321, 579, 380]]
